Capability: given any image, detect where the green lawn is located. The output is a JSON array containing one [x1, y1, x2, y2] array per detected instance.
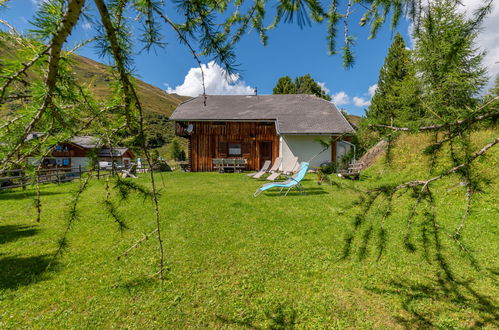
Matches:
[[0, 132, 497, 328]]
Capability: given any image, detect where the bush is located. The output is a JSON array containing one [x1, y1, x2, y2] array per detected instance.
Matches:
[[169, 138, 186, 161], [319, 162, 337, 174]]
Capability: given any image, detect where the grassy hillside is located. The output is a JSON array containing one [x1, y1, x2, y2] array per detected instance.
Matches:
[[362, 130, 498, 180], [69, 54, 191, 151], [68, 54, 188, 117], [0, 130, 497, 328], [346, 114, 362, 127], [0, 35, 190, 150]]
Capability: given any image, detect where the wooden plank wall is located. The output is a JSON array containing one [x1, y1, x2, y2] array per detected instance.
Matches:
[[186, 122, 279, 172], [51, 143, 88, 157]]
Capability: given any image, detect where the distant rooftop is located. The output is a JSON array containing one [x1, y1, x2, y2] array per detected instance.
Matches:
[[70, 136, 100, 149], [169, 94, 355, 134], [98, 147, 130, 157]]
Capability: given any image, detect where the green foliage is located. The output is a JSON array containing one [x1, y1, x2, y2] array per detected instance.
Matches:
[[484, 75, 499, 108], [29, 0, 65, 42], [367, 32, 422, 126], [413, 0, 487, 122], [114, 177, 155, 202], [319, 161, 337, 175], [272, 76, 296, 94], [144, 113, 174, 149], [489, 75, 499, 97], [168, 137, 186, 161], [272, 74, 331, 101]]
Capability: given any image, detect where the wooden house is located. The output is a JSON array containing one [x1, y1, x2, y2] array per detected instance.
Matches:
[[170, 94, 355, 172], [29, 135, 135, 169]]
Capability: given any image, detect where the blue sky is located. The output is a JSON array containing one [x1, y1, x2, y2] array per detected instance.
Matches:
[[2, 1, 497, 116]]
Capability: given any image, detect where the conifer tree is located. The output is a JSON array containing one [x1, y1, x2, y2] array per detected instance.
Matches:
[[273, 76, 296, 94], [272, 74, 331, 101], [413, 0, 487, 122], [367, 32, 421, 125]]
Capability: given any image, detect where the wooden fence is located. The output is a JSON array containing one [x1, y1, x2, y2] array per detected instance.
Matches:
[[0, 165, 145, 190]]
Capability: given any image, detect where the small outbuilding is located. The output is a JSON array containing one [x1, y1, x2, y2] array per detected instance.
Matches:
[[170, 94, 355, 172]]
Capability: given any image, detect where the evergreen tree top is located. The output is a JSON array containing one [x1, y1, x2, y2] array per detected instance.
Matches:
[[272, 74, 331, 101]]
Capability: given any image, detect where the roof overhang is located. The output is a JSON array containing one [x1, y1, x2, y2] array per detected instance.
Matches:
[[173, 118, 276, 122], [175, 118, 349, 136]]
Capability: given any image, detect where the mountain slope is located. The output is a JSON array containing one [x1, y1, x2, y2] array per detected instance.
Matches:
[[69, 54, 188, 117], [0, 35, 190, 149]]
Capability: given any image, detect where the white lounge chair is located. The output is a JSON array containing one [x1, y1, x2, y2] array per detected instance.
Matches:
[[247, 160, 271, 177], [266, 156, 298, 181], [121, 164, 138, 179], [253, 157, 282, 179]]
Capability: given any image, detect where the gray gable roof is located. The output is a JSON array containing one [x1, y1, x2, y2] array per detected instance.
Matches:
[[169, 94, 355, 134], [70, 136, 100, 149], [98, 148, 130, 157]]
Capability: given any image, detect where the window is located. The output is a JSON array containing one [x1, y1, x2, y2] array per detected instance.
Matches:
[[228, 143, 242, 156], [42, 158, 57, 166]]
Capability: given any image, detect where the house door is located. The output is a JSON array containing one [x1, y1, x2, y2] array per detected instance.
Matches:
[[259, 141, 272, 168]]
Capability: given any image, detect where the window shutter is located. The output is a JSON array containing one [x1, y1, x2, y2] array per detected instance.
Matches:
[[242, 142, 251, 155], [211, 140, 217, 157]]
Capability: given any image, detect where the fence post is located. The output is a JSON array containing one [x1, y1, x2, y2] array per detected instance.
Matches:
[[97, 166, 100, 180], [56, 165, 60, 184], [21, 170, 26, 190], [79, 165, 82, 180]]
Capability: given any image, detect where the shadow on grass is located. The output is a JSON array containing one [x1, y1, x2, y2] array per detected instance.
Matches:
[[0, 253, 56, 290], [112, 276, 157, 295], [216, 303, 297, 329], [0, 189, 64, 201], [263, 187, 328, 197], [0, 225, 40, 244], [366, 277, 499, 328], [216, 315, 260, 329]]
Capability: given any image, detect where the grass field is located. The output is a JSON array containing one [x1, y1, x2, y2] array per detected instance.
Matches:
[[0, 132, 497, 328]]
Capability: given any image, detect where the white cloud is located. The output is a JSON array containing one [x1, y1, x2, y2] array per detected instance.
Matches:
[[82, 22, 92, 30], [165, 61, 254, 96], [347, 84, 377, 108], [331, 91, 350, 105], [353, 96, 371, 107], [462, 0, 499, 87], [317, 82, 330, 95], [368, 84, 378, 97]]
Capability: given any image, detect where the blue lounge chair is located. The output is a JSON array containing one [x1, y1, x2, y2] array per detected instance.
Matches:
[[254, 162, 309, 197]]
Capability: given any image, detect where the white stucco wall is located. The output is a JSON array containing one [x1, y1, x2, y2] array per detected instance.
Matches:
[[337, 141, 355, 161], [71, 157, 91, 168], [279, 135, 333, 169], [27, 157, 90, 168]]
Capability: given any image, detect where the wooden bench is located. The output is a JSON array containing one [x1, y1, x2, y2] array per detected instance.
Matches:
[[338, 161, 365, 180], [213, 158, 247, 173]]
